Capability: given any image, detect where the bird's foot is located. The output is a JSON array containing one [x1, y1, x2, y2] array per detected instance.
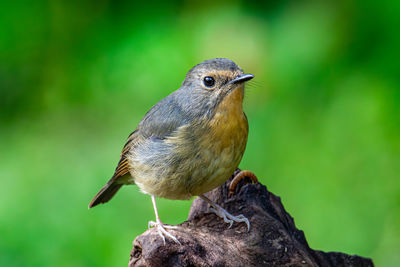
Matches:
[[209, 203, 250, 231], [229, 170, 258, 196], [148, 220, 181, 245]]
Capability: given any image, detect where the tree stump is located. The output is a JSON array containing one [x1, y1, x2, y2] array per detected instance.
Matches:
[[129, 172, 373, 267]]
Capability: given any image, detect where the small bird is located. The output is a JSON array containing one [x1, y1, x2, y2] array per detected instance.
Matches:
[[89, 58, 254, 243]]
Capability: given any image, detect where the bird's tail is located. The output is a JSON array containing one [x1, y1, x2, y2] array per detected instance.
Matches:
[[88, 180, 123, 208]]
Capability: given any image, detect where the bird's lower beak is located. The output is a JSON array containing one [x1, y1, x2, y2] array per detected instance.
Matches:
[[229, 73, 254, 84]]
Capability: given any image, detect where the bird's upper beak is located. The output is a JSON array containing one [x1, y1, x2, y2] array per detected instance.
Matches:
[[229, 73, 254, 84]]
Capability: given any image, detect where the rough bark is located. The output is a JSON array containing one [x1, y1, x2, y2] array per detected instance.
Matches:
[[129, 173, 373, 267]]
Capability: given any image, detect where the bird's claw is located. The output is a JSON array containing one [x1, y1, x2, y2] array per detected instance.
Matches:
[[148, 220, 181, 245], [209, 205, 250, 231]]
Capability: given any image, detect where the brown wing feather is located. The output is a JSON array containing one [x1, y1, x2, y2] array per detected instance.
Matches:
[[110, 129, 139, 180], [120, 130, 138, 158], [114, 157, 129, 178], [88, 130, 139, 208]]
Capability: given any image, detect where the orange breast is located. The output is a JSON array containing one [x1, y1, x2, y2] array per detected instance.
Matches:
[[190, 85, 248, 195], [208, 85, 248, 147]]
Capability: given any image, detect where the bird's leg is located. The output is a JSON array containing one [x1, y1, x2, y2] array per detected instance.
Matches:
[[199, 194, 250, 231], [229, 170, 258, 196], [148, 195, 181, 245]]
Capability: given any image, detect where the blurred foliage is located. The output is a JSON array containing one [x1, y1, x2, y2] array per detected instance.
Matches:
[[1, 0, 399, 266]]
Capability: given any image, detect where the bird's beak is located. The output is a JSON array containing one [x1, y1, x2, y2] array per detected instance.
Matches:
[[229, 73, 254, 84]]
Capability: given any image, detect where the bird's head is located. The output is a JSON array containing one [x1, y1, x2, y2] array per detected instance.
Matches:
[[178, 58, 254, 118]]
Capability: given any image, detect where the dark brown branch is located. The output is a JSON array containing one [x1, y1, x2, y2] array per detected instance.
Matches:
[[129, 173, 373, 267]]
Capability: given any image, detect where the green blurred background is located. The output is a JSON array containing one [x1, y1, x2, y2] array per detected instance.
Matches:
[[1, 0, 399, 266]]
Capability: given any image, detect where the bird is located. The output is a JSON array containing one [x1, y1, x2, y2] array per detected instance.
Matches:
[[89, 58, 255, 244]]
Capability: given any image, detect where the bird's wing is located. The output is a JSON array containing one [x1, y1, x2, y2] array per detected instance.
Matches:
[[112, 130, 140, 179], [137, 92, 189, 139], [113, 92, 188, 179], [88, 129, 143, 208], [88, 92, 189, 208]]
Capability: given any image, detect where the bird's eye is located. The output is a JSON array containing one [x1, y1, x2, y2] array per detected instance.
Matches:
[[203, 76, 215, 88]]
